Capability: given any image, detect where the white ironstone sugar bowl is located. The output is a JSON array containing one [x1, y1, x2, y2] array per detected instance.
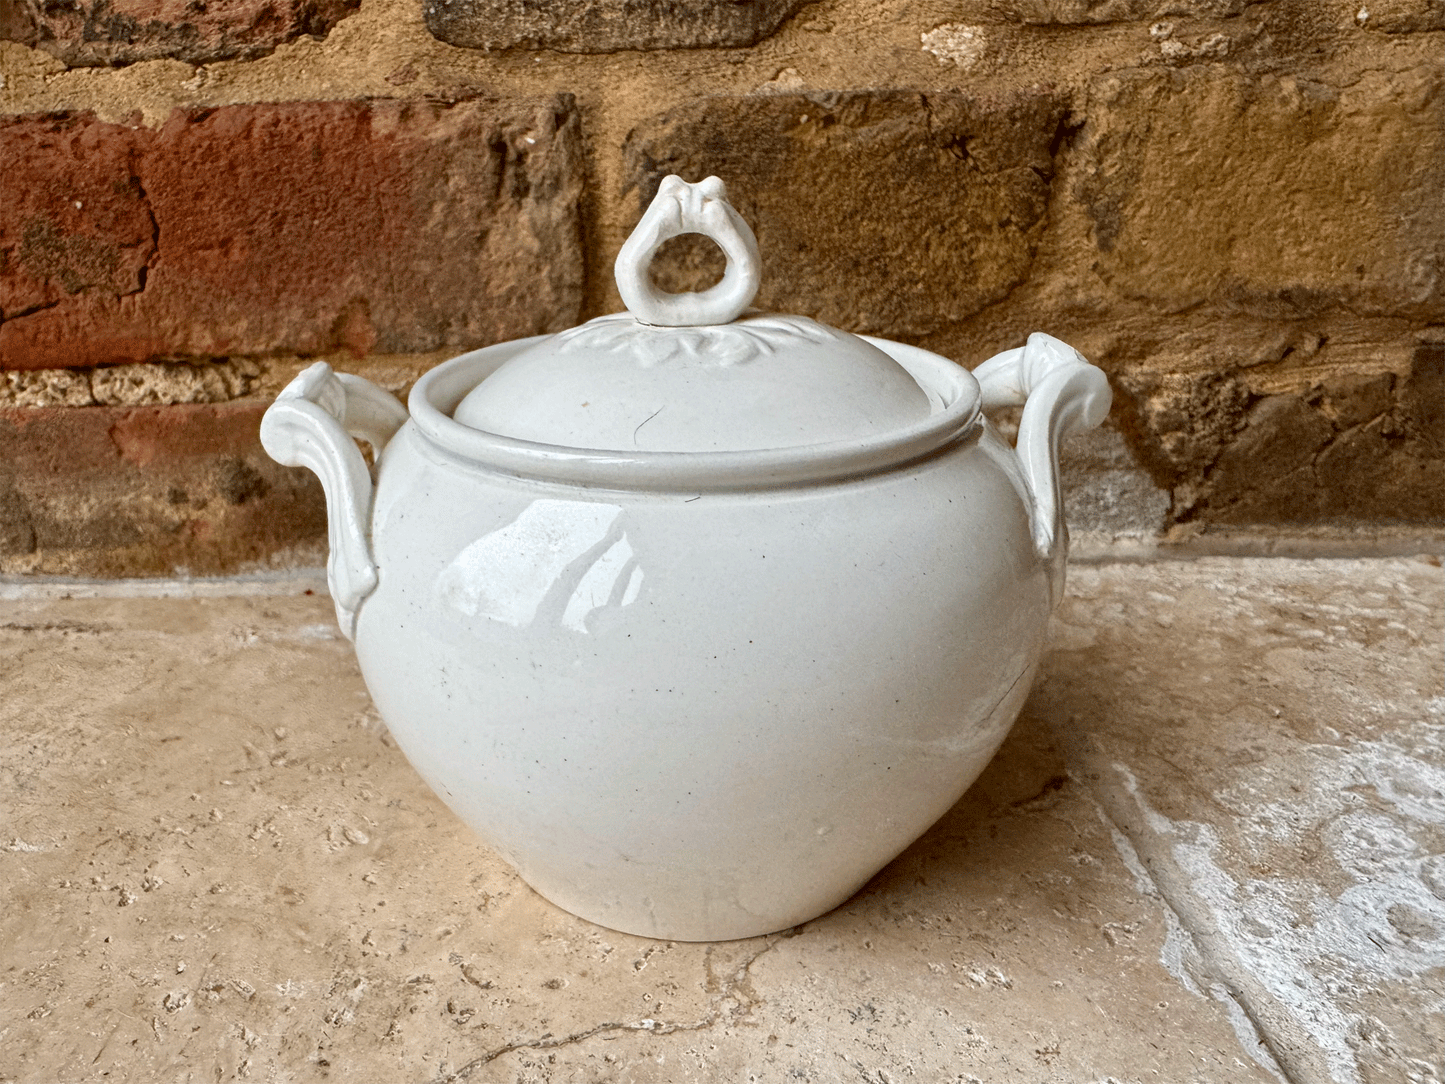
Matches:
[[261, 175, 1111, 941]]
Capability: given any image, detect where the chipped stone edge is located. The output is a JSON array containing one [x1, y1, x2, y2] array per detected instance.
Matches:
[[1070, 530, 1445, 562], [4, 537, 1442, 602], [0, 570, 328, 600]]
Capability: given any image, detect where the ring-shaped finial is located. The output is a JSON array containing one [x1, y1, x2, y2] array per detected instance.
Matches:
[[614, 175, 761, 327]]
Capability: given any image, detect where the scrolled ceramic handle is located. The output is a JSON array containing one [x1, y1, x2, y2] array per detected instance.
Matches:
[[615, 175, 761, 327], [260, 362, 409, 640], [973, 333, 1111, 589]]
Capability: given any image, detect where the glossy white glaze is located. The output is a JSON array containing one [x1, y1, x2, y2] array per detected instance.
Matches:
[[260, 176, 1112, 940], [451, 311, 933, 452], [614, 174, 761, 327]]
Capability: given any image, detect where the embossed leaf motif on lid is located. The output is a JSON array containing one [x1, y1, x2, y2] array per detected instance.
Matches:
[[452, 176, 933, 453]]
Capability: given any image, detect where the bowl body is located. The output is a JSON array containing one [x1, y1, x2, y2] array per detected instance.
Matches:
[[351, 347, 1052, 940], [258, 175, 1112, 940]]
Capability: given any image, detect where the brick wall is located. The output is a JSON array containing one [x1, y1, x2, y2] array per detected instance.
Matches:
[[1, 0, 1440, 575]]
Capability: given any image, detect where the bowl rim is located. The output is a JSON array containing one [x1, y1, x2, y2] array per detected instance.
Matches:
[[406, 333, 982, 492]]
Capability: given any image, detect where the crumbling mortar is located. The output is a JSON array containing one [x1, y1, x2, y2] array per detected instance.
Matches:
[[0, 357, 267, 408], [1169, 385, 1266, 519], [427, 927, 803, 1084], [1178, 369, 1416, 520]]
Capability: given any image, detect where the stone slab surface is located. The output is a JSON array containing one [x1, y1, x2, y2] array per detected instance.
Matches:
[[1043, 558, 1445, 1084], [423, 0, 809, 53], [2, 557, 1439, 1081], [0, 96, 584, 370], [0, 0, 360, 67]]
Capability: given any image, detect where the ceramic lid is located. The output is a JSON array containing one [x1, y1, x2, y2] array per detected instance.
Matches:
[[452, 176, 932, 453]]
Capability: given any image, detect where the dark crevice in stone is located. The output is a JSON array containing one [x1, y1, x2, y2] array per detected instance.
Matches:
[[4, 0, 361, 68], [424, 0, 811, 53]]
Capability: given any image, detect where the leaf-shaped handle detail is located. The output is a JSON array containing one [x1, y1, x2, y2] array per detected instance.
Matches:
[[260, 362, 409, 639], [973, 333, 1112, 603]]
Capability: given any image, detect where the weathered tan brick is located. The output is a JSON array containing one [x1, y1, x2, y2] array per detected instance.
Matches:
[[424, 0, 808, 52], [0, 400, 325, 576], [0, 0, 360, 67], [0, 95, 585, 370], [1072, 65, 1444, 320], [1115, 341, 1445, 525], [1358, 0, 1445, 32], [622, 89, 1069, 338], [983, 0, 1251, 22]]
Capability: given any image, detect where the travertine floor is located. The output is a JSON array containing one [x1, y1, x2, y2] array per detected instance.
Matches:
[[1, 558, 1440, 1084]]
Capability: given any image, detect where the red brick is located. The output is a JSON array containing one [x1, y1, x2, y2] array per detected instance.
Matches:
[[0, 112, 154, 350], [1, 0, 360, 67], [0, 95, 585, 370], [108, 399, 269, 468], [0, 399, 326, 575]]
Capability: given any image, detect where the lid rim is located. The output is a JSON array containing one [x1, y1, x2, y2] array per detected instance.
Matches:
[[407, 335, 981, 492]]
